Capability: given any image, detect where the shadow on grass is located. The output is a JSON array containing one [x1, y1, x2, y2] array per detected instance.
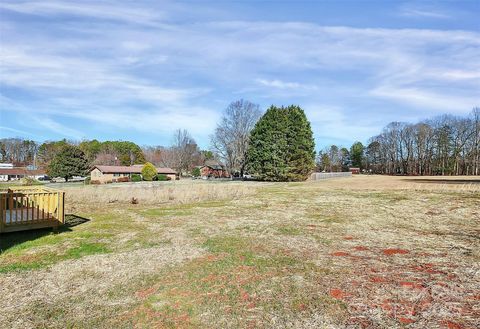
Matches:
[[0, 214, 90, 253]]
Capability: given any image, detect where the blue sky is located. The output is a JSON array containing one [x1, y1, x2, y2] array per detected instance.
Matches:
[[0, 0, 479, 150]]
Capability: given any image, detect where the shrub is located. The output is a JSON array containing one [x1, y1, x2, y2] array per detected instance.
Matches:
[[84, 177, 91, 185], [192, 167, 201, 177], [131, 174, 142, 182], [91, 180, 101, 185], [21, 177, 42, 186], [116, 176, 130, 183], [141, 162, 157, 181], [156, 174, 168, 181]]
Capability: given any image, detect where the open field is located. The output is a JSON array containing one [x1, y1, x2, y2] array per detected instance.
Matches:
[[0, 176, 479, 328]]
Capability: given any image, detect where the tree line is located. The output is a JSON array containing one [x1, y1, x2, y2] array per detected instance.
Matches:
[[0, 100, 316, 181], [317, 108, 479, 176], [4, 103, 476, 179]]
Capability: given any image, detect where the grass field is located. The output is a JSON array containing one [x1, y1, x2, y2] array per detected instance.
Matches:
[[0, 176, 479, 328]]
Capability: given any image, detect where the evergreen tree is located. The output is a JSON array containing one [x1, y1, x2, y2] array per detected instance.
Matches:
[[350, 141, 365, 168], [247, 105, 315, 181], [285, 106, 316, 180], [48, 145, 90, 182], [141, 162, 157, 181]]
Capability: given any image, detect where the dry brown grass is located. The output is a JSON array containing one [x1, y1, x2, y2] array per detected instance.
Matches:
[[64, 180, 261, 211], [0, 176, 478, 328]]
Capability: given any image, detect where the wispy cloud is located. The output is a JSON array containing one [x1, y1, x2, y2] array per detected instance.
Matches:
[[0, 126, 38, 138], [0, 1, 479, 147], [32, 117, 84, 140], [257, 79, 301, 89], [400, 8, 450, 19], [0, 0, 166, 26]]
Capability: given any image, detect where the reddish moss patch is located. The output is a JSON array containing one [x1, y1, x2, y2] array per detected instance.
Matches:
[[332, 251, 350, 256], [383, 248, 409, 256], [381, 300, 393, 311], [398, 317, 415, 324], [354, 246, 369, 251], [399, 281, 424, 289], [343, 236, 354, 240], [370, 276, 388, 283], [135, 286, 158, 299], [330, 288, 347, 299], [444, 320, 464, 329]]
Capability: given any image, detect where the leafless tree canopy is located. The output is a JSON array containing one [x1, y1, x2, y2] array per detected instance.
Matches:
[[210, 99, 262, 175], [366, 108, 480, 175], [0, 138, 38, 166], [171, 129, 201, 175]]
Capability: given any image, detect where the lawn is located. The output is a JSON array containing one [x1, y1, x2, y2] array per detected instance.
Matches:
[[0, 176, 478, 328]]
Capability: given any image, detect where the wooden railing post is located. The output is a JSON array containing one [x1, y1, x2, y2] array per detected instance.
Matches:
[[0, 194, 4, 233], [1, 187, 65, 234]]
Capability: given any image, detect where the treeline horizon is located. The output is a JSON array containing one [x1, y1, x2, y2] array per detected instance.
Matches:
[[317, 107, 479, 176], [1, 105, 479, 176]]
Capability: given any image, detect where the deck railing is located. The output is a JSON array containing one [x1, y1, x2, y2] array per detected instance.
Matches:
[[0, 186, 65, 233]]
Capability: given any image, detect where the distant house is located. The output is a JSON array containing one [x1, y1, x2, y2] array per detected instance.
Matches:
[[0, 167, 47, 181], [90, 165, 177, 183], [349, 167, 360, 175], [197, 161, 230, 179]]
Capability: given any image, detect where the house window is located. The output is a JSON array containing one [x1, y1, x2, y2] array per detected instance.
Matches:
[[114, 173, 121, 177]]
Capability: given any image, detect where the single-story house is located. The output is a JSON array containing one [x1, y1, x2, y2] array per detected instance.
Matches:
[[0, 168, 48, 181], [90, 165, 177, 183], [197, 161, 230, 179]]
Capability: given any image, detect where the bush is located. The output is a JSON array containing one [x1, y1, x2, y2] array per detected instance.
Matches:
[[21, 177, 42, 186], [116, 176, 130, 183], [192, 167, 201, 177], [131, 174, 142, 182], [141, 162, 157, 181], [91, 180, 101, 185], [156, 174, 168, 181], [84, 177, 91, 185]]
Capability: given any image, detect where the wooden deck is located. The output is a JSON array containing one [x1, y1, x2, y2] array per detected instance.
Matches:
[[0, 187, 65, 233]]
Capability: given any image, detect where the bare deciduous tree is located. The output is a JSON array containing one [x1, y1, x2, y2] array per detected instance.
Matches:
[[172, 129, 200, 175], [364, 109, 480, 175], [210, 100, 261, 176]]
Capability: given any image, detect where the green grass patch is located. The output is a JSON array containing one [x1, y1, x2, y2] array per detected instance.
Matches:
[[0, 241, 110, 273], [276, 224, 302, 236]]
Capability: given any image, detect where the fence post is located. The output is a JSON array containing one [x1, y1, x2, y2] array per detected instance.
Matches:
[[0, 194, 4, 233]]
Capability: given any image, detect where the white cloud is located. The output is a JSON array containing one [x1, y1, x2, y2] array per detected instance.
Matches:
[[0, 0, 166, 26], [257, 79, 301, 89], [32, 117, 84, 140], [0, 1, 479, 144], [400, 8, 450, 19]]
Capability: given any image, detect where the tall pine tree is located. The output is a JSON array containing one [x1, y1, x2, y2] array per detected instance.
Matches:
[[48, 145, 90, 182], [247, 105, 315, 181]]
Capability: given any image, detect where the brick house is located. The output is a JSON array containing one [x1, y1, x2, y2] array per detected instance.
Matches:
[[197, 161, 230, 179], [90, 165, 177, 183], [0, 168, 47, 181]]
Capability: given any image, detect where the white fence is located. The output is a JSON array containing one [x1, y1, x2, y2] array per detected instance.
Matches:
[[310, 172, 352, 180]]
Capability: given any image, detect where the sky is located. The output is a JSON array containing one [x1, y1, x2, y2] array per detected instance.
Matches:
[[0, 0, 479, 150]]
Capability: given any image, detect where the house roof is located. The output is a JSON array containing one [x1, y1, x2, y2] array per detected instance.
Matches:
[[92, 165, 177, 175], [0, 168, 47, 176], [202, 160, 226, 170]]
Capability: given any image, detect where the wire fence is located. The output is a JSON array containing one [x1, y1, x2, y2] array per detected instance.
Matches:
[[310, 172, 353, 180]]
